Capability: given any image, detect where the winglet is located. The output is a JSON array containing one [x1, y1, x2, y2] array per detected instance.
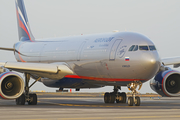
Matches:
[[15, 0, 35, 42]]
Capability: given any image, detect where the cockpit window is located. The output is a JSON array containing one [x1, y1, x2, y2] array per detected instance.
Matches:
[[139, 46, 149, 51], [149, 45, 156, 51], [133, 45, 138, 51], [129, 45, 138, 51], [129, 45, 155, 51], [128, 45, 135, 51]]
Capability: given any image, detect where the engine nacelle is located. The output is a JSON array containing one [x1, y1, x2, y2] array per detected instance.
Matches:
[[150, 69, 180, 97], [0, 72, 24, 99]]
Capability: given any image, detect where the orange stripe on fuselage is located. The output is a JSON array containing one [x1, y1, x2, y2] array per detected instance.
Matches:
[[64, 75, 147, 82], [18, 43, 26, 62], [65, 75, 81, 79]]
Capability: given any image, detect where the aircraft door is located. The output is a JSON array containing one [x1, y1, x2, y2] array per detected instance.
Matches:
[[77, 41, 86, 61], [109, 39, 122, 60]]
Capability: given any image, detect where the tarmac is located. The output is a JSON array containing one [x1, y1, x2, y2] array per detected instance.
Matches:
[[0, 92, 180, 120]]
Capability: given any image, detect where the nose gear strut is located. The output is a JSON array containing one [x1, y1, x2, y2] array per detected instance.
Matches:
[[127, 81, 142, 106]]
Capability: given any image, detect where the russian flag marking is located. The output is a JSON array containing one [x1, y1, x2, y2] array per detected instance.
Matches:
[[125, 57, 130, 61]]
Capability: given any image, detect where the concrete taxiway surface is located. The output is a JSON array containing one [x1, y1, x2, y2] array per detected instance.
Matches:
[[0, 92, 180, 120]]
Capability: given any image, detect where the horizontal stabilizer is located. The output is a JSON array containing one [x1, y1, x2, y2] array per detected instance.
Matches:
[[0, 47, 15, 51]]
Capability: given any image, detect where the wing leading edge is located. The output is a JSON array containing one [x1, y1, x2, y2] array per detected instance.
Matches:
[[0, 61, 74, 80], [162, 57, 180, 68]]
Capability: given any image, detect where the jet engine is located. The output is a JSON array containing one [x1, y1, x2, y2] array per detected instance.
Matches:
[[0, 72, 24, 99], [150, 69, 180, 97]]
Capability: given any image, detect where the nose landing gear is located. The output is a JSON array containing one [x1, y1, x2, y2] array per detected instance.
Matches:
[[127, 81, 142, 106]]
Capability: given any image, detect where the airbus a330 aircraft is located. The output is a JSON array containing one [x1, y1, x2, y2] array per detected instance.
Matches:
[[0, 0, 180, 106]]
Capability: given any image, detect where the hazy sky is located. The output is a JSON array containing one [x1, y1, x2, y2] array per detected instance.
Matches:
[[1, 0, 180, 93]]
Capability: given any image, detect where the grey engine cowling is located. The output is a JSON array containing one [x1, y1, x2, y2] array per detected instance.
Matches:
[[0, 71, 24, 99]]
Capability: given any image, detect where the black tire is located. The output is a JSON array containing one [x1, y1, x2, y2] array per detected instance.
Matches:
[[135, 96, 140, 106], [128, 97, 133, 106], [109, 93, 115, 103], [121, 92, 127, 103], [116, 92, 126, 103], [116, 92, 121, 103], [16, 94, 25, 105], [104, 92, 110, 103], [28, 93, 37, 105], [116, 99, 120, 103]]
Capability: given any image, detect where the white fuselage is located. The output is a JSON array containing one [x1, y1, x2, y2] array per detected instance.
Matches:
[[14, 32, 161, 86]]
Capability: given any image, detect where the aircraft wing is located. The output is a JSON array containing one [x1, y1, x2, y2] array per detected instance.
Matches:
[[0, 61, 74, 80], [162, 57, 180, 68]]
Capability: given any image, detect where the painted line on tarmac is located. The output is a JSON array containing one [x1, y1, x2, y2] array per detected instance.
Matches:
[[16, 115, 180, 120], [38, 101, 176, 108], [39, 97, 100, 100], [61, 115, 180, 119], [39, 101, 130, 108]]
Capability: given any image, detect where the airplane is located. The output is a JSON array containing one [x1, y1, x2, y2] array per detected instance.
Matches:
[[0, 0, 180, 106]]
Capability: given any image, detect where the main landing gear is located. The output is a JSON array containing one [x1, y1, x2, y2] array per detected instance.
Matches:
[[127, 81, 142, 106], [16, 73, 41, 105], [104, 82, 142, 106], [104, 86, 127, 104]]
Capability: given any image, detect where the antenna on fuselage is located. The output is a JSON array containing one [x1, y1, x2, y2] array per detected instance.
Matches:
[[113, 30, 119, 32]]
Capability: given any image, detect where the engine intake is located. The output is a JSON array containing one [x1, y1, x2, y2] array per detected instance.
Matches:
[[0, 72, 24, 99], [150, 69, 180, 97]]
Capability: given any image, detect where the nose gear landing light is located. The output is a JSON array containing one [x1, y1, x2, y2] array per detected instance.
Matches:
[[127, 81, 142, 106]]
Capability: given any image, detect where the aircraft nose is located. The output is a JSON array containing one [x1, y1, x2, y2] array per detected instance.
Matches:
[[140, 52, 161, 78], [150, 57, 161, 71], [149, 56, 160, 66]]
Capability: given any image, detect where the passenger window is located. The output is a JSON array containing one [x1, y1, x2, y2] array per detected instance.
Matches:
[[139, 46, 149, 51], [133, 45, 138, 51], [129, 45, 135, 51], [149, 45, 156, 51]]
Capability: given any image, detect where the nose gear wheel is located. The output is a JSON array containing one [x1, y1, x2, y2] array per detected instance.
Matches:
[[127, 81, 142, 106]]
